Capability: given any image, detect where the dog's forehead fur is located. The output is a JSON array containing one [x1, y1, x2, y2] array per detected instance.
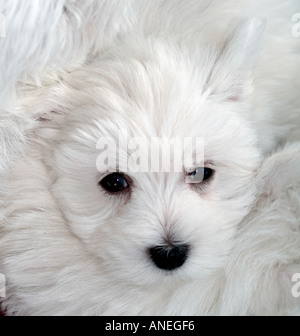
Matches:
[[38, 39, 260, 174], [62, 39, 219, 133]]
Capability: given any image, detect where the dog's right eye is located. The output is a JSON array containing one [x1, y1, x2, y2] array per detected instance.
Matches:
[[100, 173, 129, 193]]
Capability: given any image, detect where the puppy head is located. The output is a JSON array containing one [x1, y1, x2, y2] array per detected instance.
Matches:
[[25, 19, 265, 286]]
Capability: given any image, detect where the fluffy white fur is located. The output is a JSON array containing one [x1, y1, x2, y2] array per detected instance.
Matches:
[[0, 0, 299, 316]]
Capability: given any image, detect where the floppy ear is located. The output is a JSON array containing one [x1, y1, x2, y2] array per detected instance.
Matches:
[[34, 109, 66, 142], [22, 85, 70, 142], [206, 18, 266, 101]]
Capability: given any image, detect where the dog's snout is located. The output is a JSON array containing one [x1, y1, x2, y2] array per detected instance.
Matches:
[[149, 244, 189, 271]]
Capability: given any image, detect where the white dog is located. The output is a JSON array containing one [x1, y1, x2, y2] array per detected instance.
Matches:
[[0, 0, 299, 316]]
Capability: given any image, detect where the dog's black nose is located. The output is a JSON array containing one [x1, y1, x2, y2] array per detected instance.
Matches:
[[149, 244, 189, 271]]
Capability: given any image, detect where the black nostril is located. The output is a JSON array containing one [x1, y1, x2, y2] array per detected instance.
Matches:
[[149, 244, 189, 271]]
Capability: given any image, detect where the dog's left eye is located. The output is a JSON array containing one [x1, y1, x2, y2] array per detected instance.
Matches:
[[100, 173, 129, 193], [187, 168, 214, 184]]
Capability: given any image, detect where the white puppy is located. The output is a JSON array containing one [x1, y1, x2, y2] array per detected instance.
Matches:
[[0, 0, 299, 315]]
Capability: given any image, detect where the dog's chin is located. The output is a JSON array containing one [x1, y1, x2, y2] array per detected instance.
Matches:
[[94, 254, 231, 289]]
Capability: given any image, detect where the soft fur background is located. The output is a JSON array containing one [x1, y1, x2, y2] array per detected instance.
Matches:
[[0, 0, 300, 316]]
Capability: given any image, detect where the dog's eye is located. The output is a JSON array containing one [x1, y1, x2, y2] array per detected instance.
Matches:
[[187, 168, 214, 184], [100, 173, 129, 193]]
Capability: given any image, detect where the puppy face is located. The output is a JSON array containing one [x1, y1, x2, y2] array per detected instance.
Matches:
[[28, 21, 264, 286]]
